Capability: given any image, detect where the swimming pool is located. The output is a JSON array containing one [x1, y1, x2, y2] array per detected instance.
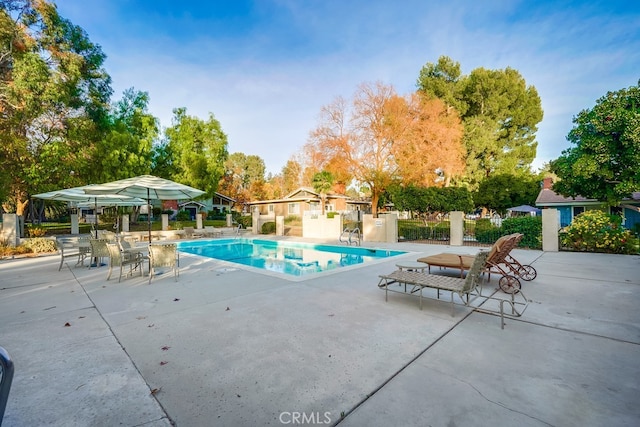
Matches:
[[177, 238, 406, 277]]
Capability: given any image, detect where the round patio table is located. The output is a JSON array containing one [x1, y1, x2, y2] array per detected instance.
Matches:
[[395, 261, 428, 272]]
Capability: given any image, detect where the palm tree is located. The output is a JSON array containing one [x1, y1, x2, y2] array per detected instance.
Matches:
[[312, 171, 334, 215]]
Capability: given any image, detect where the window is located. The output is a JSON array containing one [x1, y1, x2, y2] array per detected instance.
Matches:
[[268, 204, 274, 213], [572, 206, 585, 219], [288, 203, 300, 215]]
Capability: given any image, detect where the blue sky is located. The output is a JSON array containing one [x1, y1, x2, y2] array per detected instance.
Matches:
[[55, 0, 640, 175]]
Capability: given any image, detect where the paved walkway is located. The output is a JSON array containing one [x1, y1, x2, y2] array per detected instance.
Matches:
[[1, 239, 639, 426]]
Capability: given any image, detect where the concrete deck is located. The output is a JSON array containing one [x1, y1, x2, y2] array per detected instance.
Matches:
[[1, 238, 639, 426]]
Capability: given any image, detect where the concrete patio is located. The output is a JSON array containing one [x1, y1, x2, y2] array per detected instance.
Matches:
[[1, 238, 639, 426]]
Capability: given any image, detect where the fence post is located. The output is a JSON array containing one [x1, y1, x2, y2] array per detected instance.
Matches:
[[1, 214, 20, 247], [449, 211, 464, 246], [542, 208, 559, 251], [276, 215, 284, 236], [71, 212, 80, 234]]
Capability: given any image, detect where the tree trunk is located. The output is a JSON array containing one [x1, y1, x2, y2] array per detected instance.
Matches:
[[16, 198, 29, 237], [371, 192, 379, 217]]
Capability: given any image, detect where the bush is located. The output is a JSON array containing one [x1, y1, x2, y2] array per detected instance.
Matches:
[[23, 237, 57, 254], [398, 222, 430, 240], [501, 216, 542, 249], [236, 215, 252, 228], [0, 243, 32, 257], [261, 221, 276, 234], [176, 210, 191, 221], [27, 226, 46, 237], [285, 215, 301, 225], [474, 218, 501, 243], [207, 210, 227, 220], [431, 222, 450, 240], [561, 210, 637, 254]]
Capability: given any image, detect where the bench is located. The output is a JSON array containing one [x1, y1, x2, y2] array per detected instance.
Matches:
[[378, 251, 489, 314]]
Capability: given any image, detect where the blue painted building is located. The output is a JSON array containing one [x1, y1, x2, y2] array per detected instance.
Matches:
[[536, 178, 640, 231]]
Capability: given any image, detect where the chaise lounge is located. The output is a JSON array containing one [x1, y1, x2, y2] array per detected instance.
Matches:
[[378, 251, 489, 314]]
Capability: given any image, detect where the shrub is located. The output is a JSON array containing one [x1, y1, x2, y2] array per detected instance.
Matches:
[[398, 222, 430, 240], [27, 226, 46, 237], [285, 215, 301, 225], [261, 221, 276, 234], [431, 222, 450, 240], [236, 216, 253, 228], [561, 210, 636, 254], [23, 237, 57, 254], [474, 218, 501, 243], [501, 216, 542, 249], [176, 210, 191, 221], [326, 212, 337, 219]]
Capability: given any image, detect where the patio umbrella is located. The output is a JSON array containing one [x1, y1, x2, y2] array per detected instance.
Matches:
[[83, 175, 205, 241], [33, 185, 147, 237]]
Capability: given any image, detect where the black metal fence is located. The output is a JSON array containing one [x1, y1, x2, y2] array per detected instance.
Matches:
[[398, 217, 543, 249]]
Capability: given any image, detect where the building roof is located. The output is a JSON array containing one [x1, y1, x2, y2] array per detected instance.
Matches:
[[535, 189, 595, 206], [213, 192, 236, 203], [249, 187, 351, 206], [536, 189, 640, 206]]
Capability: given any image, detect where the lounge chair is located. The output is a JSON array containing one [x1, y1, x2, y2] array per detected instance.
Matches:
[[183, 226, 203, 239], [417, 233, 536, 294], [378, 251, 489, 314], [417, 234, 515, 277], [148, 243, 179, 284], [106, 243, 144, 282], [203, 225, 222, 238]]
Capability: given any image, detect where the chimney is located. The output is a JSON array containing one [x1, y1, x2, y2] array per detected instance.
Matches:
[[542, 177, 553, 190]]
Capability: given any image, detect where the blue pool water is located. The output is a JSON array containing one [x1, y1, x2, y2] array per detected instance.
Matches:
[[177, 238, 406, 277]]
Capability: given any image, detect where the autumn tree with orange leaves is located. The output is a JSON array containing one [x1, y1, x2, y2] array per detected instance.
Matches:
[[305, 82, 465, 216]]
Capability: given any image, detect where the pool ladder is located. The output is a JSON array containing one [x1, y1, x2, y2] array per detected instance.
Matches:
[[339, 227, 361, 246]]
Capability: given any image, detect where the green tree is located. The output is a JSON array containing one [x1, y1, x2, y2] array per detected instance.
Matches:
[[165, 107, 228, 197], [551, 82, 640, 204], [0, 0, 112, 214], [474, 173, 541, 215], [218, 152, 266, 206], [89, 88, 159, 182], [388, 184, 473, 217], [417, 56, 543, 187], [312, 170, 334, 214]]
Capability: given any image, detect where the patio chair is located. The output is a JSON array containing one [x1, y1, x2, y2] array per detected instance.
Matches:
[[148, 243, 179, 284], [0, 346, 14, 425], [56, 236, 90, 271], [88, 239, 110, 268], [106, 243, 144, 282], [96, 229, 117, 242]]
